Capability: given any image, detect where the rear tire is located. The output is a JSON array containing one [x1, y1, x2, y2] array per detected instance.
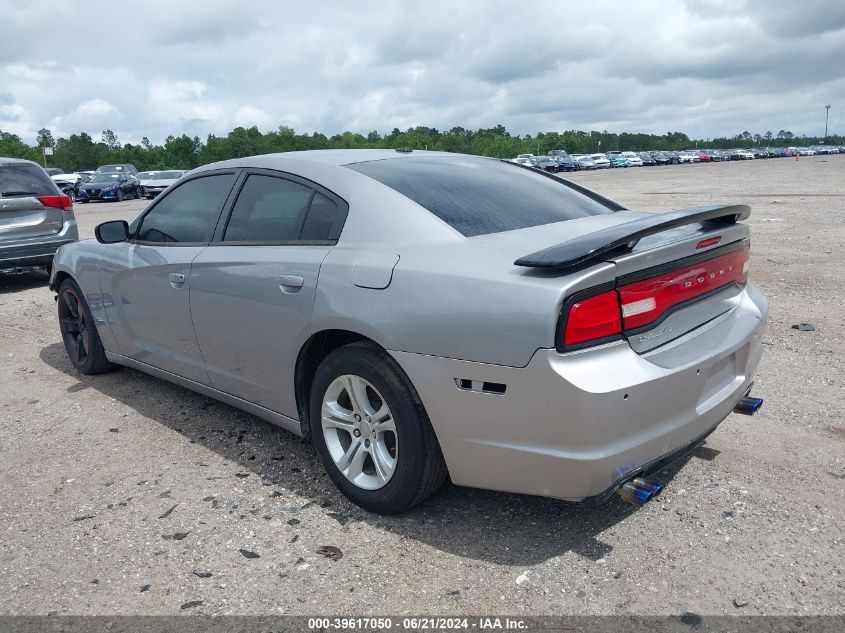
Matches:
[[309, 342, 447, 514], [57, 278, 117, 375]]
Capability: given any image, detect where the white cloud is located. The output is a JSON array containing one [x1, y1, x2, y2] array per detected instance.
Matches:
[[0, 0, 842, 144], [49, 98, 121, 137], [233, 105, 274, 128]]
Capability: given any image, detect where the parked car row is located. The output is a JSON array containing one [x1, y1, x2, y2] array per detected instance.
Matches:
[[513, 145, 845, 171], [39, 163, 187, 202]]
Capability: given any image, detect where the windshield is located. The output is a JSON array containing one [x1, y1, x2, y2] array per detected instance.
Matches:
[[89, 173, 121, 183], [137, 171, 156, 179], [154, 171, 184, 180], [347, 156, 616, 237]]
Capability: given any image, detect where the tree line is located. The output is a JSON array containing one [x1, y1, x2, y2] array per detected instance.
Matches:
[[1, 124, 841, 172]]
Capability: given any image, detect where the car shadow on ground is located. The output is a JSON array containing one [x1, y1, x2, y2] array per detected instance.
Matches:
[[0, 270, 50, 294], [40, 341, 699, 566]]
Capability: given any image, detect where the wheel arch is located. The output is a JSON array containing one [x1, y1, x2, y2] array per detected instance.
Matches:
[[49, 269, 73, 292], [295, 328, 380, 437]]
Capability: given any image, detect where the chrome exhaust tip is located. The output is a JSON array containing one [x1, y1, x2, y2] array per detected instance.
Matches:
[[632, 477, 663, 496], [618, 478, 662, 506], [734, 395, 764, 416]]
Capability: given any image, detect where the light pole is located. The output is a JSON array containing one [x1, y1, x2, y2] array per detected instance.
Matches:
[[825, 105, 831, 139]]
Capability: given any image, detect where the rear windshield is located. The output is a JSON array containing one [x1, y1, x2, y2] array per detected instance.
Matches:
[[0, 162, 56, 197], [346, 156, 616, 237]]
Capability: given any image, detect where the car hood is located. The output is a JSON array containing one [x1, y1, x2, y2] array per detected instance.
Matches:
[[144, 179, 179, 186]]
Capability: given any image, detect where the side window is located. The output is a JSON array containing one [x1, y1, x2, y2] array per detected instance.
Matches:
[[136, 173, 235, 243], [300, 192, 340, 241], [224, 175, 313, 242]]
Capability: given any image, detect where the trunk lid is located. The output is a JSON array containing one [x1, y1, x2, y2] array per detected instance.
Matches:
[[0, 196, 65, 240], [507, 206, 752, 354]]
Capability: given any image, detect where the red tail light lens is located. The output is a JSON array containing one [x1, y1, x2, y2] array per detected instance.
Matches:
[[563, 289, 622, 346], [618, 246, 749, 331], [560, 244, 750, 349], [37, 195, 73, 212]]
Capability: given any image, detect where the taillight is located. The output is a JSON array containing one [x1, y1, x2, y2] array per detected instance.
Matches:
[[562, 289, 622, 346], [559, 244, 750, 349], [37, 195, 73, 212], [618, 246, 749, 331]]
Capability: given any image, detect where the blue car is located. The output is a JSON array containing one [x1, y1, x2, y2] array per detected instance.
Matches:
[[548, 150, 579, 172], [552, 154, 580, 172], [78, 172, 142, 202], [609, 155, 629, 168]]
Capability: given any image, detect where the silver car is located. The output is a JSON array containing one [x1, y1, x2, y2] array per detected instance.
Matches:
[[140, 169, 187, 199], [50, 150, 767, 513], [1, 157, 78, 274]]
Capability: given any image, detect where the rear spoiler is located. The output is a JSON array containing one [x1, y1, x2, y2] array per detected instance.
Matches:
[[514, 204, 751, 271]]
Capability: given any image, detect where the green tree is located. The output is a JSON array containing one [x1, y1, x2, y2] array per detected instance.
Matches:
[[101, 129, 120, 151], [36, 128, 55, 148]]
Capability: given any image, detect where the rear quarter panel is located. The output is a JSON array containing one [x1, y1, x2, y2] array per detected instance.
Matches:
[[312, 242, 616, 367]]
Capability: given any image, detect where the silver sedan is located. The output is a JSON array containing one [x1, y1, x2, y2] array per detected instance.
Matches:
[[50, 150, 767, 513]]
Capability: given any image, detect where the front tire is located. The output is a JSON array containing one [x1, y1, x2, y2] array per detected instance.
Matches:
[[117, 188, 124, 202], [309, 342, 447, 514], [57, 279, 116, 375]]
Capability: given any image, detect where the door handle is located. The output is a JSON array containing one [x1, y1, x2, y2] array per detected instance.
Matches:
[[169, 272, 186, 287], [278, 274, 304, 293]]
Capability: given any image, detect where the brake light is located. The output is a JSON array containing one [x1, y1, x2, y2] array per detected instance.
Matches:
[[696, 236, 721, 249], [37, 195, 73, 212], [560, 245, 750, 348], [619, 246, 749, 330], [563, 290, 622, 346]]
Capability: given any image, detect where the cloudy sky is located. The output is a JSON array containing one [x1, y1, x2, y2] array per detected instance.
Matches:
[[1, 0, 843, 145]]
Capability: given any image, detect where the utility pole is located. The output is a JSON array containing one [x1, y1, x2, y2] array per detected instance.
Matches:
[[825, 105, 831, 139]]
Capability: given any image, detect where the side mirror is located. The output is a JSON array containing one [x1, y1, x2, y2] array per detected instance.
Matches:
[[95, 220, 129, 244]]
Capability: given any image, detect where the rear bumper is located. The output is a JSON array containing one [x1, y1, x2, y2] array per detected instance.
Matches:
[[0, 219, 78, 271], [390, 284, 768, 501]]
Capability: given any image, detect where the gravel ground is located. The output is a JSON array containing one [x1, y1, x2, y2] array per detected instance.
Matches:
[[0, 157, 843, 616]]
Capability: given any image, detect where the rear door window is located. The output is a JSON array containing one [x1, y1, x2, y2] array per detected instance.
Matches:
[[0, 163, 57, 197], [346, 156, 617, 237], [223, 175, 314, 243]]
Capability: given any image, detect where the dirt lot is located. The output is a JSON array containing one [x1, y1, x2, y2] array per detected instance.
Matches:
[[1, 157, 843, 616]]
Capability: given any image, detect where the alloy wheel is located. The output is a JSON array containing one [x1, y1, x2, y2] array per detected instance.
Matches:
[[59, 287, 91, 366], [321, 374, 398, 490]]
